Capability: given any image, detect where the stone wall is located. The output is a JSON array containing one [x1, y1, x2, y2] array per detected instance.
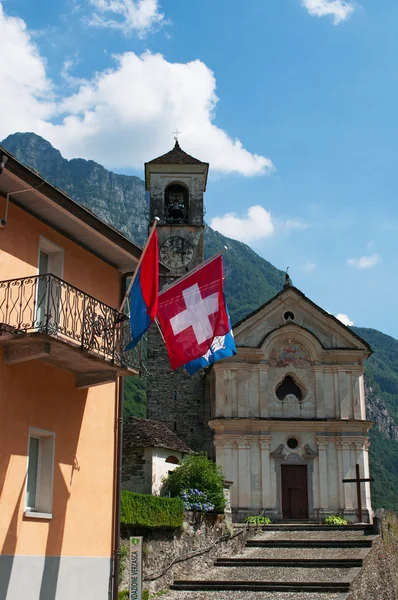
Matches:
[[146, 323, 214, 455], [120, 513, 252, 595], [347, 509, 398, 599], [121, 447, 152, 495]]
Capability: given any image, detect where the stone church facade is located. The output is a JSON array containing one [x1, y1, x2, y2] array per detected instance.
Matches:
[[144, 142, 373, 523], [207, 283, 374, 522]]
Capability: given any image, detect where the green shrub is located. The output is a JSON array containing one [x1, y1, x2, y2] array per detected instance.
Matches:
[[142, 591, 149, 600], [164, 453, 225, 514], [324, 515, 348, 525], [245, 515, 272, 525], [118, 591, 129, 599], [120, 490, 184, 528]]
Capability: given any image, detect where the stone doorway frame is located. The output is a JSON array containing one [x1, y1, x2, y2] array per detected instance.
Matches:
[[272, 450, 317, 520]]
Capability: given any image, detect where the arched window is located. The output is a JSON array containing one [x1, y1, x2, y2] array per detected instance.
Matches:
[[165, 184, 189, 224], [276, 375, 303, 402], [165, 455, 180, 465]]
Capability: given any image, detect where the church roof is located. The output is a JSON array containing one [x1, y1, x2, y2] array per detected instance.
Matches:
[[233, 283, 373, 354], [146, 140, 207, 166], [123, 416, 192, 453]]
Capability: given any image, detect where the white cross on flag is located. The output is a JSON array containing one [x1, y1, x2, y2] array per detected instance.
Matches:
[[157, 256, 230, 369]]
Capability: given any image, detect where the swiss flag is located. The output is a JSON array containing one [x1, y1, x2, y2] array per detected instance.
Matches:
[[157, 256, 230, 370]]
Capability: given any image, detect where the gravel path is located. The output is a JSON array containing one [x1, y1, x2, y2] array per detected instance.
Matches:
[[185, 566, 352, 583]]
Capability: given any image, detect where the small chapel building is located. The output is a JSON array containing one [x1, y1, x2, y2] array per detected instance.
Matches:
[[207, 280, 374, 523]]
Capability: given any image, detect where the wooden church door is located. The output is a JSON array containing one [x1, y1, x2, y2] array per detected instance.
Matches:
[[281, 465, 309, 519]]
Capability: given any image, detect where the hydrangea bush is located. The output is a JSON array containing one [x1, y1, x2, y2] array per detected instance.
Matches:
[[164, 453, 226, 513], [180, 489, 215, 513]]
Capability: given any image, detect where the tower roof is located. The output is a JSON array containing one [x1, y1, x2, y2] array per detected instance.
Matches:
[[146, 140, 207, 166]]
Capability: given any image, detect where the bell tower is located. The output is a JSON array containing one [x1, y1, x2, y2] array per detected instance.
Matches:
[[145, 139, 208, 283], [145, 140, 212, 452]]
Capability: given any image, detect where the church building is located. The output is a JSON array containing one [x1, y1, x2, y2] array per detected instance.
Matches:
[[208, 280, 374, 523], [144, 142, 374, 524]]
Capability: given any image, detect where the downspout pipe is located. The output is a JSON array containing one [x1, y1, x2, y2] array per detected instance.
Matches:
[[112, 376, 124, 600], [112, 273, 131, 599]]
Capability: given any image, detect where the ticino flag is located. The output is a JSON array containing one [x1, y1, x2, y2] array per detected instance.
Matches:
[[157, 256, 233, 370], [126, 228, 158, 350]]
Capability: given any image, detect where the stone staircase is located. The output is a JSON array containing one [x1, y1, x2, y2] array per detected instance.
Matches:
[[167, 523, 377, 600]]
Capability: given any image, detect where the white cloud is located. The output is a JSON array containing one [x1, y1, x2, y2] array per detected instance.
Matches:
[[301, 0, 355, 24], [0, 4, 54, 132], [335, 313, 354, 326], [210, 206, 275, 244], [87, 0, 164, 36], [284, 218, 308, 231], [347, 254, 381, 269], [0, 3, 273, 177], [302, 260, 316, 272]]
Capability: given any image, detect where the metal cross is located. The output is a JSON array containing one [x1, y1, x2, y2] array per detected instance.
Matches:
[[342, 464, 374, 523], [172, 128, 181, 141]]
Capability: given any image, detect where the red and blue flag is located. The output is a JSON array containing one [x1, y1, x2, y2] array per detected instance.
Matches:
[[126, 229, 158, 349]]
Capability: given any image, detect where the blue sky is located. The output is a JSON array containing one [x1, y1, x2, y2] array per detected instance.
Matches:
[[1, 0, 398, 336]]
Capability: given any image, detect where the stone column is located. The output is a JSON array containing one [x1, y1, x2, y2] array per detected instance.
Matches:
[[223, 440, 234, 484], [339, 370, 351, 419], [259, 437, 271, 510], [333, 369, 341, 418], [336, 441, 345, 512], [355, 440, 372, 516], [237, 439, 251, 513], [342, 442, 353, 509], [316, 438, 329, 513], [352, 372, 363, 420], [259, 368, 269, 418], [314, 368, 325, 417], [214, 437, 225, 474]]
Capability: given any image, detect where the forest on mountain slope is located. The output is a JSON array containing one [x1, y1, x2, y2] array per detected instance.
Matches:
[[2, 132, 397, 512]]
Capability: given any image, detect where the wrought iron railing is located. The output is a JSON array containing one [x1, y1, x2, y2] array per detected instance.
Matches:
[[0, 274, 139, 371]]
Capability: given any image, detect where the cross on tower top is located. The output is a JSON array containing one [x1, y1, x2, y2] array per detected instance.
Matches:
[[172, 128, 181, 142]]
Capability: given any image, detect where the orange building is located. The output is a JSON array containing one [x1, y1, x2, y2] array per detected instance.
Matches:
[[0, 149, 141, 599]]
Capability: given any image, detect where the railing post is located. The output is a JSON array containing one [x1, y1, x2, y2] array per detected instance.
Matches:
[[81, 294, 87, 350]]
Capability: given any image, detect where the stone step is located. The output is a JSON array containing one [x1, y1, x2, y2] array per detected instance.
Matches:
[[263, 524, 372, 532], [246, 538, 373, 548], [177, 566, 354, 582], [240, 546, 369, 560], [255, 530, 374, 540], [215, 557, 363, 568], [170, 580, 351, 593], [166, 591, 348, 600]]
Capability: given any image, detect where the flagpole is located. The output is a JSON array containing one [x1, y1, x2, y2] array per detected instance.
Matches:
[[155, 317, 166, 344], [158, 246, 228, 297], [118, 217, 160, 314]]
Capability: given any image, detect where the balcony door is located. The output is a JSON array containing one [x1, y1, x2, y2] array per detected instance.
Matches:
[[36, 238, 64, 330]]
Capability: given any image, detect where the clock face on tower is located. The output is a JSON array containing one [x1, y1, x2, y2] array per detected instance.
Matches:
[[160, 236, 194, 269]]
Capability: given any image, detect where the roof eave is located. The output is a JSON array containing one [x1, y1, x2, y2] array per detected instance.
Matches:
[[0, 147, 144, 271]]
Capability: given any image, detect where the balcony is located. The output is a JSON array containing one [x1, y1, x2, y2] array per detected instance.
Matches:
[[0, 274, 139, 387]]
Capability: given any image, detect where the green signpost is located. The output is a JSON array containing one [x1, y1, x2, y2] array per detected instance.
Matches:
[[129, 536, 143, 600]]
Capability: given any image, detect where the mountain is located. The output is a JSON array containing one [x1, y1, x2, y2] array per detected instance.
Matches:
[[2, 132, 149, 246], [2, 132, 397, 512], [1, 133, 286, 324]]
